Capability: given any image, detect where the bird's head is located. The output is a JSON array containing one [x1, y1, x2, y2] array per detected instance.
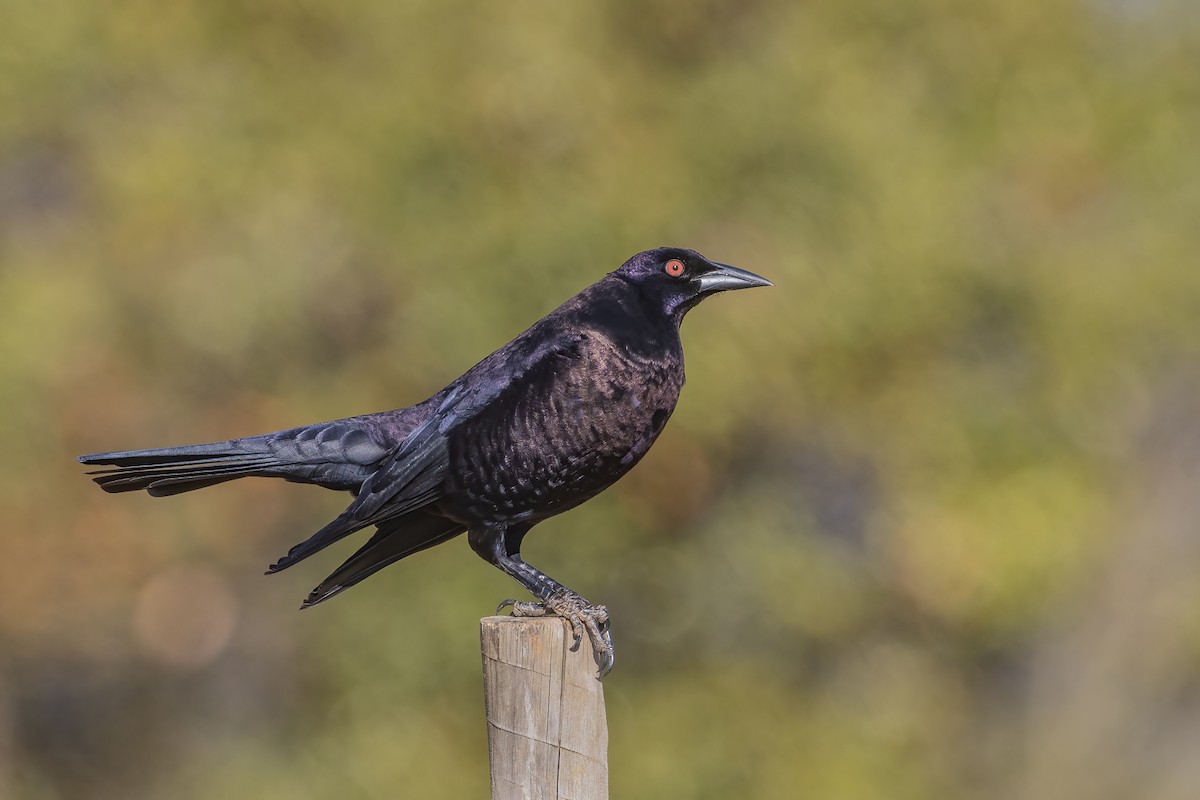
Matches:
[[614, 247, 772, 323]]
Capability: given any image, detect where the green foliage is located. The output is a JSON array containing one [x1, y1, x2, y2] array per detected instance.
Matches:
[[3, 1, 1200, 797]]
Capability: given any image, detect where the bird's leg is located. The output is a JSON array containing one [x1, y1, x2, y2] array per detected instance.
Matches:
[[494, 561, 614, 662], [497, 590, 609, 655], [477, 540, 613, 678], [495, 557, 614, 679]]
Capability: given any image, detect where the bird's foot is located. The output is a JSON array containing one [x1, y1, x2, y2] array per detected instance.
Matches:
[[497, 590, 614, 678]]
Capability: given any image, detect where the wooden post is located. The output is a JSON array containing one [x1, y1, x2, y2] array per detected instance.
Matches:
[[480, 615, 609, 800]]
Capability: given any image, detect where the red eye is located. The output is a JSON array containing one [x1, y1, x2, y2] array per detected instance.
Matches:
[[664, 259, 685, 277]]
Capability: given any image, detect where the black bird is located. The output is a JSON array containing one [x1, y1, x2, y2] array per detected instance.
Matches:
[[79, 248, 771, 676]]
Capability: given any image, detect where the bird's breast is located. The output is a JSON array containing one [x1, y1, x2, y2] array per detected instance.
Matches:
[[446, 338, 684, 523]]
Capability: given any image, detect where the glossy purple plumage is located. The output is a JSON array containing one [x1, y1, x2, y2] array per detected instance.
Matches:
[[79, 247, 770, 620]]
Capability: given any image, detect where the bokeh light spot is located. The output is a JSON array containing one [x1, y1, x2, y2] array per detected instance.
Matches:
[[132, 564, 239, 670]]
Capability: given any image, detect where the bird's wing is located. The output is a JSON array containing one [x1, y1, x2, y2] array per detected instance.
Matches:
[[346, 328, 588, 520], [299, 512, 467, 608], [266, 422, 450, 572], [268, 329, 587, 573], [443, 329, 589, 429], [344, 410, 451, 521]]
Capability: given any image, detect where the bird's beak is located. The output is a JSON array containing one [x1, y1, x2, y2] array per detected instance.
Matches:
[[696, 262, 774, 294]]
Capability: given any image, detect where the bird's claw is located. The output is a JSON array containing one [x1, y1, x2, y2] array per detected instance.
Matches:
[[496, 598, 516, 614], [503, 590, 615, 679]]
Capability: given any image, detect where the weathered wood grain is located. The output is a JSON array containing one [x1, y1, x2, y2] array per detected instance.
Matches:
[[480, 615, 609, 800]]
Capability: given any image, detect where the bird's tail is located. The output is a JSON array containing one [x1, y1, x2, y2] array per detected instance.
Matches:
[[78, 439, 278, 497]]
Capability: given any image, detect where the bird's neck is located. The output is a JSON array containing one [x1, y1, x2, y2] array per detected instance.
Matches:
[[581, 277, 683, 358]]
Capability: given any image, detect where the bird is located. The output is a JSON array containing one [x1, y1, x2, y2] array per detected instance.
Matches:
[[79, 247, 771, 677]]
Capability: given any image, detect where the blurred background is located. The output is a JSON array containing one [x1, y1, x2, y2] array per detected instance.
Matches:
[[3, 1, 1200, 798]]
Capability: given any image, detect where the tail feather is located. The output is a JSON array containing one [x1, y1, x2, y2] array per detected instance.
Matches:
[[79, 423, 460, 606], [90, 459, 278, 495], [141, 475, 247, 497], [79, 439, 269, 467], [79, 440, 277, 495], [79, 423, 393, 497]]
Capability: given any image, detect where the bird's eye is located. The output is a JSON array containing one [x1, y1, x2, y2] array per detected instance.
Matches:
[[664, 259, 686, 278]]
